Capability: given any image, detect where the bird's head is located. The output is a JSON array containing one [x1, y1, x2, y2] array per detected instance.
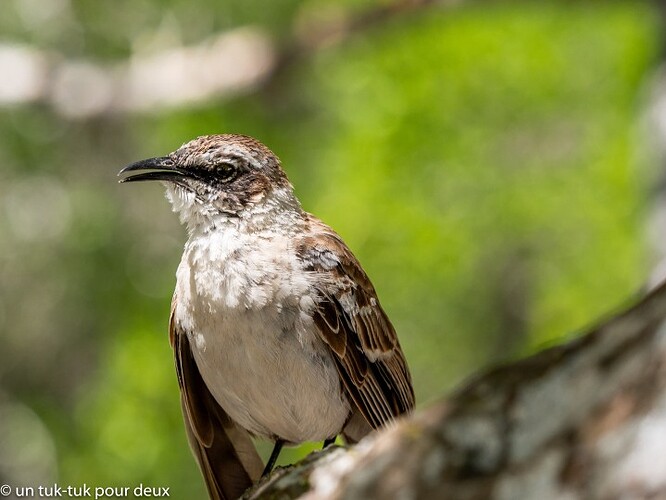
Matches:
[[119, 134, 301, 231]]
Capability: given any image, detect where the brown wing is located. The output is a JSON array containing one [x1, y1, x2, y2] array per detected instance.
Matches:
[[170, 299, 263, 500], [298, 216, 415, 430]]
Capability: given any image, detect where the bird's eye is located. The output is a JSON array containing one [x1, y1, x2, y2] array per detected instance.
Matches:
[[218, 163, 239, 183]]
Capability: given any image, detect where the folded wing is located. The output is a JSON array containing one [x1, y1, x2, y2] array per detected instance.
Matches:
[[298, 216, 415, 431], [170, 299, 264, 500]]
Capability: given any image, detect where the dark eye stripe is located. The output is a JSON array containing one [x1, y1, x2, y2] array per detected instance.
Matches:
[[189, 163, 239, 184]]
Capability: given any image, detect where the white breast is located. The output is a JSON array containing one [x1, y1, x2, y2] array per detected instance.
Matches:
[[173, 225, 350, 443]]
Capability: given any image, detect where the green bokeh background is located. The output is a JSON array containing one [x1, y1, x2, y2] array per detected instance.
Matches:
[[0, 1, 661, 498]]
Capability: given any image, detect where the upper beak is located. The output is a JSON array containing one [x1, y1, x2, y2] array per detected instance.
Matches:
[[118, 156, 187, 184]]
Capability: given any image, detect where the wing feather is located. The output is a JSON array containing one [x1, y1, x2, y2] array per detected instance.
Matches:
[[299, 215, 415, 432], [170, 299, 263, 500]]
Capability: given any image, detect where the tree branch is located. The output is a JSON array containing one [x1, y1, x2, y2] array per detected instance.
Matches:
[[245, 280, 666, 498]]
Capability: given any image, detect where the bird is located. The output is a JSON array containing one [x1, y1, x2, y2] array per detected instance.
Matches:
[[119, 134, 415, 499]]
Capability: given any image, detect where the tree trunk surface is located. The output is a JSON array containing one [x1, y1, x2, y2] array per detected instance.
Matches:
[[244, 280, 666, 499]]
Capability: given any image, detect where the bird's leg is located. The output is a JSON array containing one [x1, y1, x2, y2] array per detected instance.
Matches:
[[322, 437, 336, 449], [262, 439, 285, 477]]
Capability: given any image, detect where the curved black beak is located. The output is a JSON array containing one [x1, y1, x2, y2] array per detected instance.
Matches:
[[118, 156, 187, 184]]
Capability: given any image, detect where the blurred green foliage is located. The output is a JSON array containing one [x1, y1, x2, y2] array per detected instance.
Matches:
[[0, 1, 660, 498]]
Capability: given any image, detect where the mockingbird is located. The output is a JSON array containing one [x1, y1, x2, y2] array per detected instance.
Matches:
[[119, 134, 414, 499]]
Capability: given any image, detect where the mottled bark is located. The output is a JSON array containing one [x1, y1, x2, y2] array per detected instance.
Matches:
[[245, 280, 666, 499]]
